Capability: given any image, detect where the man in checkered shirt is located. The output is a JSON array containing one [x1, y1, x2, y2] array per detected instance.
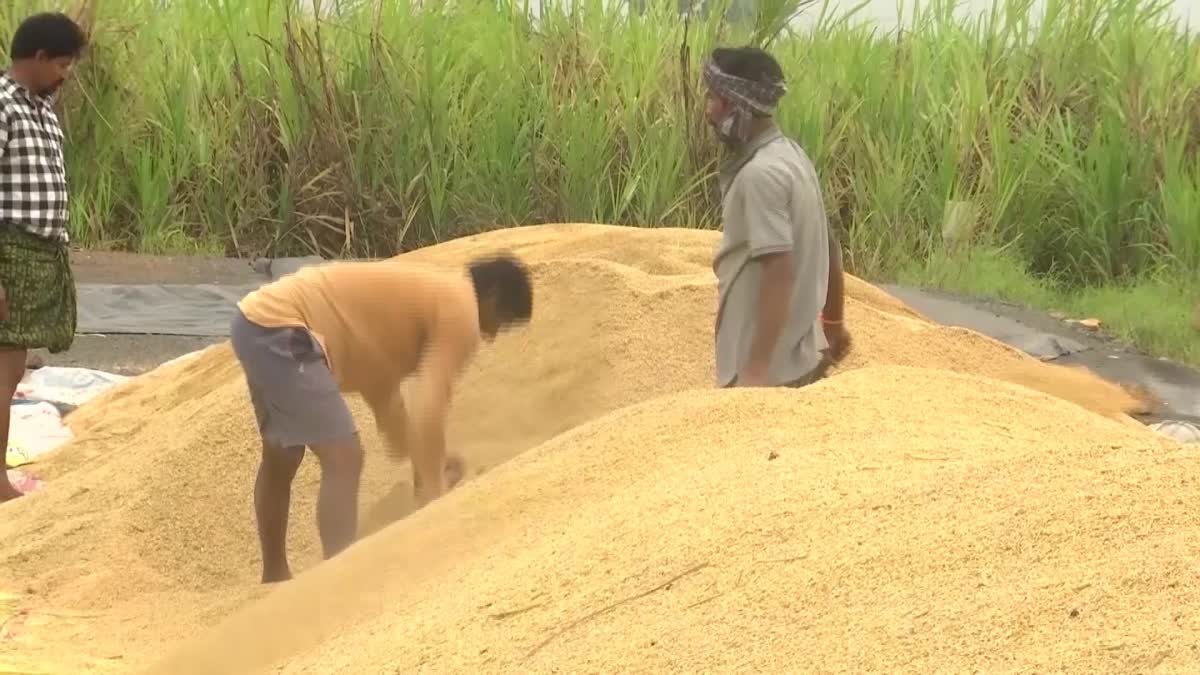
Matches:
[[0, 13, 87, 501]]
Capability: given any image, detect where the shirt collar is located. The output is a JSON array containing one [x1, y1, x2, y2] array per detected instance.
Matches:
[[718, 123, 784, 190], [0, 70, 52, 108], [0, 71, 20, 98]]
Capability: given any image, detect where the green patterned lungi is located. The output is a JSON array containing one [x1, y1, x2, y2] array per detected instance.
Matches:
[[0, 226, 76, 353]]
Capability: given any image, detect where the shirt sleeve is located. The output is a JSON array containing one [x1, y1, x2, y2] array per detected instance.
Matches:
[[736, 161, 795, 258], [0, 109, 9, 160]]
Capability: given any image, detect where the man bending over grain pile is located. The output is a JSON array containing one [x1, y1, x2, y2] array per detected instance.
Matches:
[[231, 255, 533, 583], [0, 14, 87, 501], [704, 45, 851, 388]]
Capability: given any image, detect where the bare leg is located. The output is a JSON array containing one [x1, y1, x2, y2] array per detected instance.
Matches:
[[310, 434, 365, 560], [255, 442, 303, 583], [0, 348, 27, 502]]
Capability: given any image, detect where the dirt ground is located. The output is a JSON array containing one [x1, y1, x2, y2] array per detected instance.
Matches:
[[34, 250, 261, 375]]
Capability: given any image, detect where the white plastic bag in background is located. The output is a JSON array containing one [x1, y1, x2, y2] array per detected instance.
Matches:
[[1149, 420, 1200, 444], [16, 366, 129, 408], [6, 401, 72, 467], [5, 366, 127, 469]]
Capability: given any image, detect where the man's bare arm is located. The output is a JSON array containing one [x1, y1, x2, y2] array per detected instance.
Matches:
[[821, 228, 851, 361], [822, 230, 845, 322], [406, 315, 477, 506], [742, 252, 795, 384], [365, 385, 410, 463], [407, 358, 454, 506]]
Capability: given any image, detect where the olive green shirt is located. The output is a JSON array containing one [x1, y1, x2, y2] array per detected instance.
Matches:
[[713, 126, 830, 387]]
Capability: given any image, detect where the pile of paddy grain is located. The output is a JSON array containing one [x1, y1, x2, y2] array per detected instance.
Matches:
[[148, 365, 1196, 674], [412, 223, 1149, 423], [0, 223, 1155, 672]]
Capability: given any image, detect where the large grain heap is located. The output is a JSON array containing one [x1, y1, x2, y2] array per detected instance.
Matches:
[[0, 224, 1172, 674], [151, 366, 1194, 674]]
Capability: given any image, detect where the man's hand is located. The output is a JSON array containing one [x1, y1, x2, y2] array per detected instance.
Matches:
[[0, 283, 9, 322], [412, 452, 467, 510], [444, 453, 466, 490], [823, 319, 851, 363], [412, 462, 447, 508]]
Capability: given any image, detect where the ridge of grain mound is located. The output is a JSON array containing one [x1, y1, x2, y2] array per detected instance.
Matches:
[[402, 223, 1147, 420], [146, 365, 1195, 675], [403, 222, 929, 321], [0, 224, 1155, 672]]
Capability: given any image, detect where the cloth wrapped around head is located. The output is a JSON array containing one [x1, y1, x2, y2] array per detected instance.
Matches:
[[702, 58, 787, 144]]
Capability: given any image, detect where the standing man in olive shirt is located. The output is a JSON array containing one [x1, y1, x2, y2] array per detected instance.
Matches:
[[231, 255, 533, 583], [704, 45, 850, 388]]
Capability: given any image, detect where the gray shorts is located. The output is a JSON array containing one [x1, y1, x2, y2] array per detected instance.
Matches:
[[229, 308, 357, 449]]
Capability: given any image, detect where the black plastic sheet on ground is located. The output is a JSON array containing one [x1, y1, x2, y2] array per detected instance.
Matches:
[[75, 255, 326, 338], [76, 283, 262, 337]]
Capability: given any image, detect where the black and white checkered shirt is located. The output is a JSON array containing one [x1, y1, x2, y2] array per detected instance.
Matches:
[[0, 72, 70, 244]]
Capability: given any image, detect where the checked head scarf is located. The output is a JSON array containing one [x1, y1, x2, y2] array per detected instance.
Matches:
[[703, 57, 788, 145]]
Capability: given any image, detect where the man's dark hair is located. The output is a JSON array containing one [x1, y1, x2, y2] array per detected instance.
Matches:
[[469, 255, 533, 323], [10, 12, 88, 61], [710, 46, 785, 85]]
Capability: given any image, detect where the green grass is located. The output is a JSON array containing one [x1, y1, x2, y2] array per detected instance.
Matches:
[[1, 0, 1198, 364], [898, 247, 1200, 366]]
